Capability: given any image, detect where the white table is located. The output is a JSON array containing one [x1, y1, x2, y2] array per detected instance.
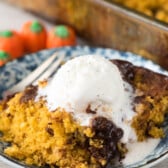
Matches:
[[0, 2, 167, 168]]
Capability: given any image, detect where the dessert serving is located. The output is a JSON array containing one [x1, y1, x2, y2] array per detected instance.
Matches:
[[0, 54, 168, 168]]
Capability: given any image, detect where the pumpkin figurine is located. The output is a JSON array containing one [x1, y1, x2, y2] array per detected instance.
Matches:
[[0, 30, 24, 59], [21, 21, 47, 53], [46, 25, 76, 48], [0, 51, 10, 66]]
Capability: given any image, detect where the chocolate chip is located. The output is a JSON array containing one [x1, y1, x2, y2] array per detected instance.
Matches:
[[20, 85, 38, 103], [86, 105, 96, 114], [45, 127, 54, 136], [90, 117, 124, 164]]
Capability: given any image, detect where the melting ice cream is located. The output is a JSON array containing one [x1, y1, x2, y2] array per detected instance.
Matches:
[[37, 55, 137, 142]]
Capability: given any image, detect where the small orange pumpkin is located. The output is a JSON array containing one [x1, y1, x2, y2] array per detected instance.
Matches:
[[0, 30, 24, 59], [0, 51, 10, 66], [46, 25, 76, 48], [21, 21, 47, 53]]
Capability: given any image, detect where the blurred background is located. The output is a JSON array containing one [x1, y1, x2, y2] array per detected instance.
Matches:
[[1, 0, 168, 69]]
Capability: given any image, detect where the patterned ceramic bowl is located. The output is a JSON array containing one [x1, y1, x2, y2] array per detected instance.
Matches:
[[0, 46, 168, 168]]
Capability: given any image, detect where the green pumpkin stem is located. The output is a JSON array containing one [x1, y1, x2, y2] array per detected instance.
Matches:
[[0, 51, 9, 60], [55, 25, 69, 38], [30, 21, 43, 33], [0, 31, 13, 37]]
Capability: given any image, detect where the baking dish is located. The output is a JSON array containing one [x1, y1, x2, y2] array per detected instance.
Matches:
[[4, 0, 168, 69]]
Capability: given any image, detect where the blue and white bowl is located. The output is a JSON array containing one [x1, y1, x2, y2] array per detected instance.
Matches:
[[0, 46, 168, 168]]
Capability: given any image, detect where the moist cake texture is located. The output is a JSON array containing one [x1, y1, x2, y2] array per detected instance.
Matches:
[[0, 86, 125, 167], [0, 56, 168, 168], [113, 60, 168, 140]]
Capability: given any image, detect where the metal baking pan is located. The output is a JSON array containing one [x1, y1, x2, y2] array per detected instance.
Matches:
[[4, 0, 168, 69]]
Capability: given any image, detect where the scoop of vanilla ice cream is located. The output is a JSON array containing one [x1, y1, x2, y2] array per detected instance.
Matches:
[[46, 55, 125, 113], [37, 55, 137, 142]]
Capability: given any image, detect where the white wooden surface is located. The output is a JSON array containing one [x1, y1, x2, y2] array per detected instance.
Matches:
[[0, 1, 167, 168]]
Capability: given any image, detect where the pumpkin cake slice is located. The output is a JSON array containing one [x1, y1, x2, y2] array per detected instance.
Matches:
[[0, 55, 168, 168], [112, 59, 168, 141]]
